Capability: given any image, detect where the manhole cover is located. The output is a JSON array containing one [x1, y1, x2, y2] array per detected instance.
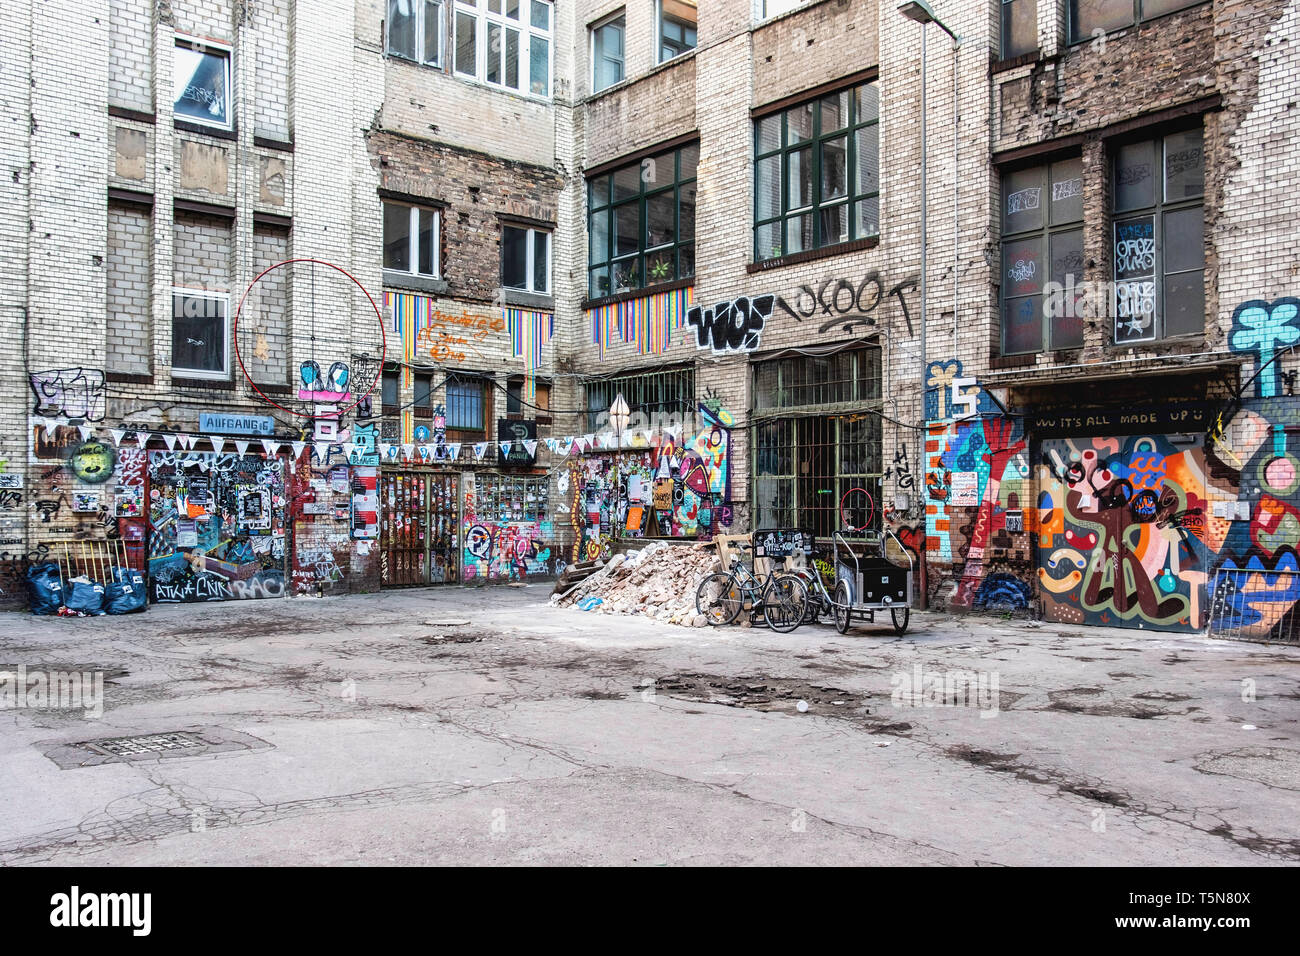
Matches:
[[42, 726, 273, 769], [83, 732, 205, 758]]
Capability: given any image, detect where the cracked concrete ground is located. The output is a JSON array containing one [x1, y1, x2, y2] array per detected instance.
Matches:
[[1, 586, 1298, 866]]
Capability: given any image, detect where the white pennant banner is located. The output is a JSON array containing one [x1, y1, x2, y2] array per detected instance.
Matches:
[[523, 439, 538, 457], [210, 436, 225, 455], [110, 429, 126, 446], [262, 439, 280, 456], [446, 442, 462, 461], [473, 441, 489, 460], [314, 442, 331, 462], [178, 434, 194, 450], [163, 434, 178, 451], [235, 440, 250, 456], [401, 443, 415, 460], [291, 441, 307, 459], [78, 425, 94, 441], [499, 441, 512, 457]]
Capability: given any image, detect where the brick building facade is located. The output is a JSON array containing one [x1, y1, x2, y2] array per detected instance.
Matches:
[[2, 0, 1297, 639]]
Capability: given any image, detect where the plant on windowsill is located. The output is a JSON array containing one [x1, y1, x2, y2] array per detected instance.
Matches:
[[769, 245, 782, 259], [648, 260, 672, 284], [614, 263, 638, 294]]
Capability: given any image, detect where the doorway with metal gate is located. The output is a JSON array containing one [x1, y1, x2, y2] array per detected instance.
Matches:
[[379, 472, 460, 587]]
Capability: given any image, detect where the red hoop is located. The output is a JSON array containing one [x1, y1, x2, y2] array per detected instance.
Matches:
[[839, 487, 875, 532], [233, 258, 387, 420]]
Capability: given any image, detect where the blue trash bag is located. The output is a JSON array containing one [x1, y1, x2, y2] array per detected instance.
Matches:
[[66, 579, 107, 615], [105, 567, 147, 615], [26, 563, 65, 616]]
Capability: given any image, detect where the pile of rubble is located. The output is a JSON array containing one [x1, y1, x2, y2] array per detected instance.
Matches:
[[549, 540, 722, 627]]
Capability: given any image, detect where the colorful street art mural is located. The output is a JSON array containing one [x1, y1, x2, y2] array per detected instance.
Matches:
[[461, 473, 552, 583], [571, 403, 734, 562], [1037, 436, 1209, 631], [146, 452, 288, 602]]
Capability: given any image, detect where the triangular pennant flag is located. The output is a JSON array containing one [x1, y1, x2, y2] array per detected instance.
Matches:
[[500, 441, 512, 457], [291, 441, 307, 459], [583, 434, 596, 449], [523, 439, 538, 457], [418, 444, 432, 461], [110, 429, 126, 446], [315, 442, 331, 462], [640, 428, 656, 443], [562, 438, 576, 456], [235, 440, 250, 456], [401, 443, 415, 460], [209, 436, 225, 455], [78, 425, 94, 441], [544, 437, 558, 452], [163, 434, 178, 451], [262, 439, 280, 456], [601, 432, 616, 449], [446, 443, 461, 461], [379, 443, 394, 459], [342, 443, 357, 460], [473, 441, 489, 460], [177, 434, 193, 450]]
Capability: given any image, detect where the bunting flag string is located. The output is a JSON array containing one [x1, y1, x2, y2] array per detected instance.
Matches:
[[235, 440, 250, 457], [588, 286, 693, 360], [446, 442, 462, 461], [110, 429, 126, 446], [506, 308, 555, 404], [473, 441, 490, 461], [210, 437, 226, 455], [523, 439, 538, 457]]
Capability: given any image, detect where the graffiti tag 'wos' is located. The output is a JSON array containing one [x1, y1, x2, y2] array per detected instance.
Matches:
[[688, 295, 775, 354]]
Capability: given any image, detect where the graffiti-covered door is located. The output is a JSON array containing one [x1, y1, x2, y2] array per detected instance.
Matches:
[[147, 452, 288, 602], [379, 472, 458, 586], [1037, 435, 1209, 631]]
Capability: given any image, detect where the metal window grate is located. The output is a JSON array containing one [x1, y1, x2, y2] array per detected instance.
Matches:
[[1207, 568, 1300, 645], [584, 366, 695, 433], [82, 732, 206, 757]]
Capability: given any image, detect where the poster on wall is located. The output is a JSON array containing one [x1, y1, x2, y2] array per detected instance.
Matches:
[[350, 466, 379, 540], [950, 472, 979, 506], [498, 419, 537, 466]]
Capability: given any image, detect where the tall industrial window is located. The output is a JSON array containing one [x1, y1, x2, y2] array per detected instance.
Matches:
[[173, 37, 232, 130], [1001, 0, 1036, 59], [587, 142, 698, 299], [591, 11, 626, 93], [752, 347, 883, 539], [754, 81, 879, 262], [1069, 0, 1204, 45], [453, 0, 552, 97], [388, 0, 444, 67], [1000, 156, 1085, 354], [446, 375, 486, 430], [584, 366, 695, 433], [383, 201, 440, 278], [657, 1, 697, 62], [1112, 128, 1205, 344]]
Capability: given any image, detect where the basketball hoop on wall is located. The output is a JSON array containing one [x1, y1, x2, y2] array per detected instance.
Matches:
[[233, 258, 387, 420]]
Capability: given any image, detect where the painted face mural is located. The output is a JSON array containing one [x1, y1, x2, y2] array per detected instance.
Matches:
[[1037, 435, 1208, 631], [69, 440, 117, 484]]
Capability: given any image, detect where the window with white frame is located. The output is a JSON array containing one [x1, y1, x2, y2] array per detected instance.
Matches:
[[383, 201, 441, 278], [658, 1, 697, 63], [388, 0, 444, 67], [591, 12, 625, 93], [761, 0, 808, 19], [172, 290, 230, 378], [453, 0, 552, 97], [173, 37, 232, 130], [502, 224, 551, 294]]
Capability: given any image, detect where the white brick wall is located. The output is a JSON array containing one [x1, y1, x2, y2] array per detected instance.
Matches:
[[106, 203, 152, 375]]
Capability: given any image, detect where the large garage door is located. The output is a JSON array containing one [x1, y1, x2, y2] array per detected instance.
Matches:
[[1037, 434, 1207, 631]]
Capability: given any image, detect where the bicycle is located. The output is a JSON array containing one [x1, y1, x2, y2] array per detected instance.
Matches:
[[695, 542, 808, 633]]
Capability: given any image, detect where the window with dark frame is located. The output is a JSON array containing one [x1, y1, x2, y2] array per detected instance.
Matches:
[[1069, 0, 1205, 45], [388, 0, 444, 67], [587, 142, 698, 299], [413, 372, 434, 416], [1001, 0, 1037, 59], [507, 378, 551, 417], [592, 11, 625, 93], [999, 157, 1085, 355], [381, 366, 401, 410], [658, 1, 697, 63], [383, 201, 440, 278], [173, 37, 232, 130], [1111, 128, 1205, 345], [502, 224, 551, 294], [446, 375, 486, 431], [754, 81, 879, 263]]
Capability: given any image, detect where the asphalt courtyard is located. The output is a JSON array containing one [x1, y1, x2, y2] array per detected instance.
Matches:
[[1, 585, 1297, 865]]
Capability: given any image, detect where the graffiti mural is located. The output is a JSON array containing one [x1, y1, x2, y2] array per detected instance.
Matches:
[[147, 452, 287, 603], [30, 367, 107, 421], [461, 473, 552, 582], [1037, 436, 1208, 631], [687, 295, 774, 354]]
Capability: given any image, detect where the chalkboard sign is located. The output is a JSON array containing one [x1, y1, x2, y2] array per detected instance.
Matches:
[[497, 419, 537, 466]]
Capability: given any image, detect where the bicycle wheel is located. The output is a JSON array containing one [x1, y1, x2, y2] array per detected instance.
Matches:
[[762, 573, 808, 633], [696, 572, 742, 625], [833, 579, 853, 634], [891, 606, 910, 636]]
